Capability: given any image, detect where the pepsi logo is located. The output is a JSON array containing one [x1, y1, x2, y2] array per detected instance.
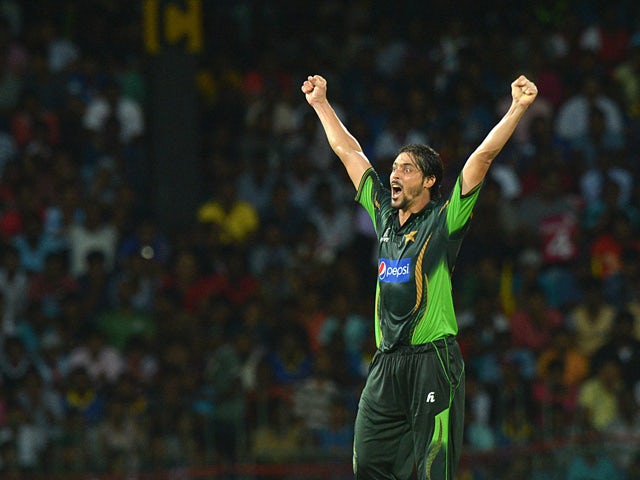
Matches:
[[378, 261, 386, 276], [378, 258, 411, 283]]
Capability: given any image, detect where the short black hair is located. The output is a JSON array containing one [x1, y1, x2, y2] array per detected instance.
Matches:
[[398, 144, 443, 200]]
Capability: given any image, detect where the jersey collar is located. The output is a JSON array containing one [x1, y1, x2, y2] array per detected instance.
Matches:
[[393, 200, 437, 230]]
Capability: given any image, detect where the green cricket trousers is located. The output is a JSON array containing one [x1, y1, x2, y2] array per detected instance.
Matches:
[[353, 336, 465, 480]]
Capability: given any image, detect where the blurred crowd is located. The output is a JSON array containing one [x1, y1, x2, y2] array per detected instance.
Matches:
[[0, 1, 640, 479]]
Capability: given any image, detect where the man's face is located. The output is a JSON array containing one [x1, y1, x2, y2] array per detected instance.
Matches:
[[389, 152, 430, 210]]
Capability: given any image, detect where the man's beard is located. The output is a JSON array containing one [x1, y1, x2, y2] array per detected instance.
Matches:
[[391, 184, 423, 210]]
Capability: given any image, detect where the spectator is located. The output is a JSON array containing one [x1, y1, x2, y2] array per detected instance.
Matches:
[[144, 373, 195, 468], [591, 309, 640, 391], [308, 180, 356, 263], [580, 151, 634, 213], [464, 375, 496, 451], [612, 36, 640, 118], [10, 89, 59, 150], [604, 391, 640, 472], [260, 179, 306, 241], [39, 18, 80, 74], [313, 397, 354, 463], [447, 80, 494, 146], [28, 251, 78, 319], [111, 251, 163, 314], [509, 286, 564, 353], [459, 293, 510, 386], [284, 109, 334, 171], [236, 150, 277, 216], [461, 179, 519, 262], [589, 212, 640, 305], [248, 221, 293, 278], [494, 362, 534, 447], [92, 399, 146, 473], [12, 212, 66, 274], [571, 106, 625, 170], [14, 367, 64, 444], [97, 277, 155, 351], [76, 250, 112, 321], [0, 244, 29, 333], [577, 358, 624, 432], [318, 291, 369, 379], [518, 115, 568, 176], [566, 444, 624, 480], [161, 248, 217, 315], [42, 181, 84, 241], [117, 216, 170, 267], [196, 181, 259, 247], [121, 337, 158, 386], [48, 409, 90, 472], [582, 177, 639, 238], [66, 200, 118, 278], [532, 358, 579, 437], [516, 169, 582, 267], [536, 327, 590, 389], [208, 250, 260, 307], [373, 23, 408, 79], [283, 149, 321, 210], [83, 78, 144, 145], [0, 335, 38, 390], [251, 397, 310, 465], [62, 367, 104, 426], [554, 75, 625, 144], [291, 348, 339, 433], [67, 328, 125, 385], [37, 328, 69, 388], [2, 400, 49, 472], [266, 328, 312, 388], [204, 331, 246, 465], [372, 108, 428, 164], [568, 277, 616, 358], [0, 31, 25, 115], [578, 6, 631, 67]]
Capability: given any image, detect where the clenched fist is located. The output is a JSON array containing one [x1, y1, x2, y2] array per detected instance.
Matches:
[[511, 75, 538, 107], [301, 75, 328, 106]]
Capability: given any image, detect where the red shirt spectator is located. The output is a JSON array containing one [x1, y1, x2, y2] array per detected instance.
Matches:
[[510, 287, 564, 352], [11, 91, 60, 149]]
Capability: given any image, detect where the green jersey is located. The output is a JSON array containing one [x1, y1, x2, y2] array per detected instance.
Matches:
[[355, 167, 481, 352]]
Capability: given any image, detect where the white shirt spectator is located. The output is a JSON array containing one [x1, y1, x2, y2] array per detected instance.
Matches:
[[67, 223, 118, 277], [554, 76, 625, 142], [309, 182, 355, 261], [83, 82, 144, 144], [67, 345, 124, 384], [66, 202, 118, 277], [16, 421, 48, 469]]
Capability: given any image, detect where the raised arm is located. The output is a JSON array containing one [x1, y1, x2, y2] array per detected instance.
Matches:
[[461, 75, 538, 195], [301, 75, 371, 190]]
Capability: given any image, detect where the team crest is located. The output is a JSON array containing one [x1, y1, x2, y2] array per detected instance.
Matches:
[[404, 230, 418, 244]]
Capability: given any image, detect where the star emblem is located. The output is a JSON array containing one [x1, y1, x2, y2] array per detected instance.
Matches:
[[404, 230, 418, 244]]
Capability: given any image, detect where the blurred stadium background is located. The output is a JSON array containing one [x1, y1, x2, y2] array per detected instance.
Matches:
[[0, 1, 639, 479]]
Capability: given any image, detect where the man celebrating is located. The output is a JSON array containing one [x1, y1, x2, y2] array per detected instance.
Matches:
[[301, 73, 537, 479]]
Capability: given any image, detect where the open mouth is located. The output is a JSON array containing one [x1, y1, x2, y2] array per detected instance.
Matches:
[[391, 184, 403, 200]]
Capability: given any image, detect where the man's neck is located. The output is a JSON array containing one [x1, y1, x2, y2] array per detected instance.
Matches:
[[398, 209, 412, 226], [398, 197, 432, 226]]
